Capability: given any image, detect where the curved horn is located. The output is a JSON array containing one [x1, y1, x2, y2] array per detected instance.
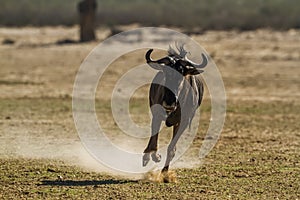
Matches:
[[145, 49, 154, 62], [185, 53, 208, 68], [145, 49, 170, 65]]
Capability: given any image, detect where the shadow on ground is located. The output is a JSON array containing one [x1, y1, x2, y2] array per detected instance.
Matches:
[[40, 179, 138, 186]]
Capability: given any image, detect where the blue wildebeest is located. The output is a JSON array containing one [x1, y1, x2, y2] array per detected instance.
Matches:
[[143, 44, 208, 182]]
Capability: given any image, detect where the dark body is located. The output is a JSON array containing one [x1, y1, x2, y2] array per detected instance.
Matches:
[[142, 46, 208, 182]]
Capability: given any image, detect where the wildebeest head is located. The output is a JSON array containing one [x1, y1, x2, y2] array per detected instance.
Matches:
[[146, 45, 208, 112]]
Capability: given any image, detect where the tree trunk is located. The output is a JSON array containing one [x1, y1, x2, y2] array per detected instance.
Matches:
[[78, 0, 97, 42]]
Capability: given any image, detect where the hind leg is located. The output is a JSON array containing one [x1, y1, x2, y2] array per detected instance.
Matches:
[[161, 121, 189, 182]]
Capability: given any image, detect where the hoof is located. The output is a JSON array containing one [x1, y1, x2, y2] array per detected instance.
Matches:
[[163, 176, 170, 183], [151, 152, 161, 163], [142, 153, 150, 167], [161, 171, 177, 183]]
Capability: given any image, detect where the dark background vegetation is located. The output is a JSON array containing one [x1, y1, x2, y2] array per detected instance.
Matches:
[[1, 0, 299, 30]]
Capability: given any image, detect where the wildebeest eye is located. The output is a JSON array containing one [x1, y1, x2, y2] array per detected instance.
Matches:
[[173, 61, 184, 73]]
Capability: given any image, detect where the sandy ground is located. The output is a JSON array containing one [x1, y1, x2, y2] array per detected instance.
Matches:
[[1, 26, 299, 99], [0, 25, 299, 166]]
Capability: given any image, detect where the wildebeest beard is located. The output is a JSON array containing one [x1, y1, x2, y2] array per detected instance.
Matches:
[[162, 80, 198, 128], [150, 72, 200, 129]]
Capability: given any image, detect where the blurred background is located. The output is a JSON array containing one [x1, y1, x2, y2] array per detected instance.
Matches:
[[0, 1, 299, 198], [1, 0, 299, 30]]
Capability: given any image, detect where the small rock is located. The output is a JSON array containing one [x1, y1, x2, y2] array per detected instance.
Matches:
[[234, 172, 249, 178], [57, 175, 63, 181]]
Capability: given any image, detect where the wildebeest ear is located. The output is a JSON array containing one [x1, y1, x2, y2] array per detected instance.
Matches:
[[184, 67, 204, 75]]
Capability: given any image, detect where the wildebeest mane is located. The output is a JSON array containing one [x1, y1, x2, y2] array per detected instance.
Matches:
[[167, 42, 190, 59]]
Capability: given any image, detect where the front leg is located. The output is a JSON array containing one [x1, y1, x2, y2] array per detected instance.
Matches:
[[143, 116, 162, 166]]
